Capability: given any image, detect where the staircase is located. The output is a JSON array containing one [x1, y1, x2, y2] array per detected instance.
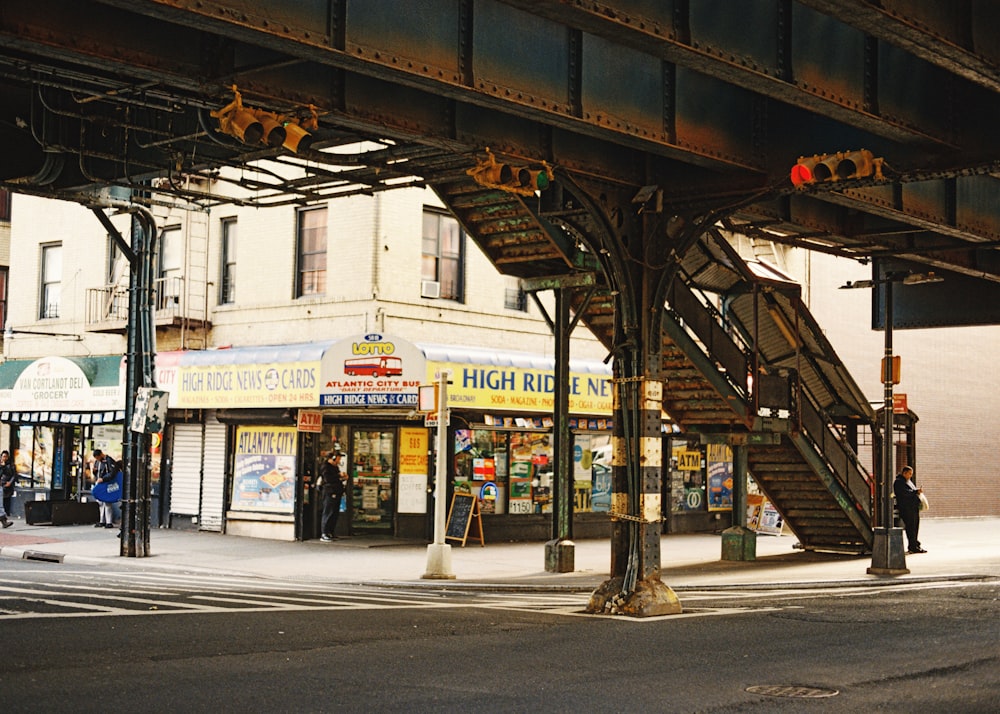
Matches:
[[427, 166, 875, 553]]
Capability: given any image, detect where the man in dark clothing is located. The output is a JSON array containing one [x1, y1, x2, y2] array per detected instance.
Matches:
[[893, 465, 925, 554], [319, 451, 346, 542], [0, 450, 16, 522]]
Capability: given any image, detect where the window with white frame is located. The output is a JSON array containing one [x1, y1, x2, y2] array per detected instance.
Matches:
[[39, 243, 62, 319], [158, 226, 183, 310], [220, 218, 237, 304], [297, 207, 327, 297], [421, 208, 463, 301]]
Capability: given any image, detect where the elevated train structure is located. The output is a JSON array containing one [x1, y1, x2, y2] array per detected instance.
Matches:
[[3, 1, 1000, 614]]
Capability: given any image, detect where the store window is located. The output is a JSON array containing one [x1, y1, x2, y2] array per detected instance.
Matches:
[[15, 425, 54, 488], [296, 206, 327, 297], [454, 429, 611, 516], [350, 429, 395, 532], [421, 208, 464, 301], [220, 217, 237, 304], [39, 243, 62, 319], [670, 440, 707, 512]]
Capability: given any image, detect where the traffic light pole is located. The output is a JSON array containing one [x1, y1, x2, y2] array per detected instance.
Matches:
[[868, 276, 908, 575]]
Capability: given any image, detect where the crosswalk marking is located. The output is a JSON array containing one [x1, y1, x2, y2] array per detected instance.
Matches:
[[2, 568, 984, 621]]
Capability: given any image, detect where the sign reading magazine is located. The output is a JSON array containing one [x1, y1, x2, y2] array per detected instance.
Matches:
[[445, 491, 484, 547]]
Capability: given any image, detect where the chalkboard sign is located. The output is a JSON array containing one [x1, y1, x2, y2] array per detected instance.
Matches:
[[445, 492, 484, 547]]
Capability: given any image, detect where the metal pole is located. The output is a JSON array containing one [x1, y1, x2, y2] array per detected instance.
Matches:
[[881, 278, 893, 532], [423, 370, 455, 579], [868, 276, 907, 573]]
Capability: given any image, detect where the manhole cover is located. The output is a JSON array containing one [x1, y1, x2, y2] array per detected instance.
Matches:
[[746, 684, 839, 699]]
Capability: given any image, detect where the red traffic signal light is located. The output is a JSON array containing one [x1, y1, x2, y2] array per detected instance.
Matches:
[[791, 149, 884, 188]]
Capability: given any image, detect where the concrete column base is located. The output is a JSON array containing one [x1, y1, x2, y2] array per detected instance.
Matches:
[[422, 543, 456, 579], [544, 538, 575, 573], [721, 525, 757, 561], [867, 527, 909, 575], [586, 576, 683, 617]]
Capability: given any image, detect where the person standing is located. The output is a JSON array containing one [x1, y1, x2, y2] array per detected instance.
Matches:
[[893, 465, 926, 554], [0, 450, 16, 522], [319, 451, 346, 542], [92, 449, 120, 529]]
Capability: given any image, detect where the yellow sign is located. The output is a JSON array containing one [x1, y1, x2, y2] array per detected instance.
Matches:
[[176, 361, 320, 408], [677, 449, 702, 471], [427, 361, 611, 414]]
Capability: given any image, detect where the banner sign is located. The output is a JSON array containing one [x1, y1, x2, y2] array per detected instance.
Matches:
[[428, 361, 612, 413]]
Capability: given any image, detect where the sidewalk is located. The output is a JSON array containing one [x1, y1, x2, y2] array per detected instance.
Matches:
[[1, 517, 997, 591]]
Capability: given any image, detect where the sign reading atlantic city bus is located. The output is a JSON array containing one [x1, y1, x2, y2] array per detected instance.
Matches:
[[319, 334, 425, 407]]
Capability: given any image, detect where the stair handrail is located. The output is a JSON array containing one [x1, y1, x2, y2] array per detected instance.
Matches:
[[665, 275, 751, 401], [798, 393, 874, 519]]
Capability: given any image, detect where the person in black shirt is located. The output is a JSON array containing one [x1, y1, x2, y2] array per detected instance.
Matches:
[[0, 450, 16, 523], [893, 465, 925, 554], [319, 451, 346, 542]]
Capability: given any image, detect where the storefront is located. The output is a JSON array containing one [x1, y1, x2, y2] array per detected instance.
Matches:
[[0, 355, 125, 520], [159, 335, 619, 542], [420, 344, 614, 542]]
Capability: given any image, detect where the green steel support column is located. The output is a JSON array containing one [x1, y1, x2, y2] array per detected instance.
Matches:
[[721, 442, 756, 561], [545, 285, 574, 572]]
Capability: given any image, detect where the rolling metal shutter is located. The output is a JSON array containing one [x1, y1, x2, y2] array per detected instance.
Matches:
[[169, 424, 203, 518], [199, 416, 227, 532]]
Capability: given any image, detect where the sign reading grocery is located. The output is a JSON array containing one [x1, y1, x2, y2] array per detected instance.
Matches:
[[428, 361, 612, 413], [5, 356, 122, 412], [319, 334, 425, 407]]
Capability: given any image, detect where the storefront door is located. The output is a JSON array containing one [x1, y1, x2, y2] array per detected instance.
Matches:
[[349, 427, 395, 535]]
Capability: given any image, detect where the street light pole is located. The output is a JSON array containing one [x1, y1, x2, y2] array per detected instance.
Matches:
[[867, 274, 908, 575]]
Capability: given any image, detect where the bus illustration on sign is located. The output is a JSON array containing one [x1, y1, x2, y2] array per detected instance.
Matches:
[[344, 356, 403, 378]]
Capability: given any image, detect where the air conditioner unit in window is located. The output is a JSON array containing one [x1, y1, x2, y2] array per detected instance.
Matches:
[[421, 280, 441, 299]]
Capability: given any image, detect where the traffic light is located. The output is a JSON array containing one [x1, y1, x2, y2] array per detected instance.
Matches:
[[517, 167, 550, 191], [211, 87, 314, 153], [467, 150, 553, 196], [791, 149, 884, 188]]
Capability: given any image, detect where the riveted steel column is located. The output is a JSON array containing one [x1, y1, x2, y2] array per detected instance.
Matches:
[[545, 284, 574, 572]]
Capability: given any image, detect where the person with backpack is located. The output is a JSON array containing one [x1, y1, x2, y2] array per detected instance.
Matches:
[[91, 449, 120, 530]]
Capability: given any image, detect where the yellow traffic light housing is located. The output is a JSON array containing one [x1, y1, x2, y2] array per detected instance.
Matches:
[[211, 87, 315, 153], [467, 149, 553, 196]]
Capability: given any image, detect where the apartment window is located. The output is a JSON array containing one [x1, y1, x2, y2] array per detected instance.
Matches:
[[297, 207, 327, 297], [422, 209, 463, 301], [0, 267, 7, 331], [40, 243, 62, 319], [220, 218, 237, 304], [504, 285, 528, 312], [107, 235, 125, 284], [158, 226, 183, 309], [0, 188, 10, 222]]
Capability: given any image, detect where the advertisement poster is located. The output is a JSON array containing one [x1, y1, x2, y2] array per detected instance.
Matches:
[[397, 427, 428, 514], [707, 443, 733, 511], [231, 426, 297, 513]]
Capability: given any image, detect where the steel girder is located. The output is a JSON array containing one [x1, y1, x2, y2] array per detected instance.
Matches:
[[3, 1, 1000, 288]]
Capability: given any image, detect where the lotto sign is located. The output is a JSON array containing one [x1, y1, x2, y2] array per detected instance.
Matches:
[[677, 450, 701, 471]]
